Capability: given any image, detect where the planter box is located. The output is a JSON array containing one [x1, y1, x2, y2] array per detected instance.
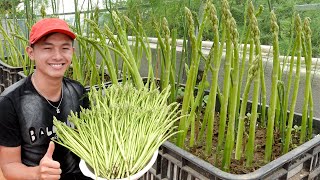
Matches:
[[17, 71, 27, 80], [145, 88, 320, 179], [142, 134, 320, 180], [96, 78, 320, 179], [0, 59, 23, 93], [140, 116, 320, 180]]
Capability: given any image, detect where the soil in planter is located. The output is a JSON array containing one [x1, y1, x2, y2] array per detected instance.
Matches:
[[172, 111, 301, 175]]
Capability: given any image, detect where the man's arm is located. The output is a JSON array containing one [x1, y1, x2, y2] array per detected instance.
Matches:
[[0, 145, 39, 179], [0, 142, 61, 180]]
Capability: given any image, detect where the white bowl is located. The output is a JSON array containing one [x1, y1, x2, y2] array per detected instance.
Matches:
[[79, 150, 158, 180]]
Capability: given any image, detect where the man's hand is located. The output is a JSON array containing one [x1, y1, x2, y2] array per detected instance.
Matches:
[[38, 141, 61, 180]]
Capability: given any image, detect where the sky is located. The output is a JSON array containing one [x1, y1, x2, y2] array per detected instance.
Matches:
[[55, 0, 104, 14], [15, 0, 105, 15]]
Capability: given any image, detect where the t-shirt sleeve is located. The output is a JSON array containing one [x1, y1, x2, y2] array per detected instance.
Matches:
[[0, 96, 21, 147]]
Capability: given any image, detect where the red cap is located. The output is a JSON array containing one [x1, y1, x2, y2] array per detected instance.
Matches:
[[29, 18, 76, 45]]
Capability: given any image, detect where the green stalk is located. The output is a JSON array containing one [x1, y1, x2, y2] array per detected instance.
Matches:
[[234, 1, 254, 160], [265, 11, 280, 162], [111, 11, 143, 89], [244, 4, 266, 129], [169, 29, 177, 103], [283, 14, 302, 153], [0, 23, 24, 67], [76, 30, 118, 85], [176, 7, 203, 148], [245, 57, 260, 167], [181, 2, 215, 148], [70, 1, 103, 86], [136, 13, 144, 70], [162, 17, 171, 90], [0, 25, 5, 61], [103, 18, 145, 87], [73, 37, 101, 86], [198, 4, 222, 153], [74, 0, 82, 35], [237, 5, 263, 127], [308, 87, 314, 139], [222, 16, 240, 171], [133, 33, 142, 69], [237, 27, 250, 117], [123, 14, 156, 88], [300, 18, 312, 143], [176, 8, 198, 148], [259, 58, 267, 125], [235, 58, 259, 160], [216, 0, 233, 162], [11, 32, 34, 75], [152, 20, 166, 88], [277, 81, 286, 148], [176, 32, 188, 99], [279, 12, 296, 134], [188, 43, 214, 147], [240, 2, 264, 165], [283, 41, 297, 134]]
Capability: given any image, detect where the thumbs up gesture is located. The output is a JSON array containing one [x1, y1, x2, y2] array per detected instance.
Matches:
[[38, 141, 61, 180]]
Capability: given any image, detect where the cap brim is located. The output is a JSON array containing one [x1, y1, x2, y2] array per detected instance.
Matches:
[[30, 28, 76, 45]]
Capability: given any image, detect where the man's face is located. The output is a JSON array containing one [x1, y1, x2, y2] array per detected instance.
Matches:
[[26, 33, 74, 79]]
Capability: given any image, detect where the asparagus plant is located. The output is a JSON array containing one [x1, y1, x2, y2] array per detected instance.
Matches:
[[308, 87, 314, 140], [300, 17, 313, 143], [110, 10, 144, 88], [176, 6, 205, 148], [264, 10, 280, 163], [236, 42, 255, 161], [222, 15, 240, 171], [283, 14, 302, 153], [236, 5, 263, 128], [122, 13, 156, 89], [181, 1, 219, 149], [75, 18, 119, 86], [282, 32, 298, 144], [242, 2, 264, 166], [234, 2, 259, 160], [197, 2, 223, 156], [215, 0, 233, 163], [245, 57, 260, 167]]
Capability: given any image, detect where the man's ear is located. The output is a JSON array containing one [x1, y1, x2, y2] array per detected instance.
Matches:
[[26, 46, 35, 60]]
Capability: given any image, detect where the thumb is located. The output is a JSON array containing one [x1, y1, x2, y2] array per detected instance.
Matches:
[[44, 141, 55, 159]]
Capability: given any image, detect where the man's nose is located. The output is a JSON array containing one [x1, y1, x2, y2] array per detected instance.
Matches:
[[53, 49, 63, 60]]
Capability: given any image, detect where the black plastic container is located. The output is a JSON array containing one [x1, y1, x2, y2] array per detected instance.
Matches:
[[0, 60, 23, 93], [97, 79, 320, 180], [142, 129, 320, 179]]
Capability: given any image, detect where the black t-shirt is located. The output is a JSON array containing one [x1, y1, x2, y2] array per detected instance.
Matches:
[[0, 75, 90, 179]]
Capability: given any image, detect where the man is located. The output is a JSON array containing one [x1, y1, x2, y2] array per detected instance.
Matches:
[[0, 18, 90, 180]]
